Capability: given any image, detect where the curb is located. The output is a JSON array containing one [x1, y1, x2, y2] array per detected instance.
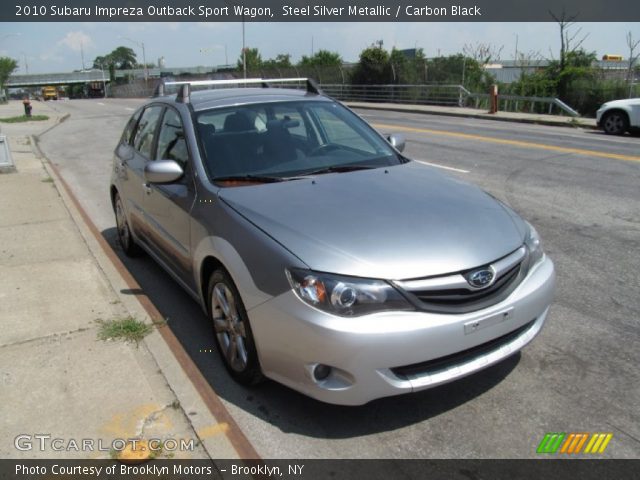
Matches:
[[345, 103, 599, 130], [37, 112, 70, 137], [29, 130, 254, 459]]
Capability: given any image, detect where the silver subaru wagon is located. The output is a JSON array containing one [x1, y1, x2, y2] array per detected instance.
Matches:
[[110, 78, 555, 405]]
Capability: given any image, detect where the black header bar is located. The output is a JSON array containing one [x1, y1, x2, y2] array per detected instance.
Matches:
[[5, 0, 640, 22]]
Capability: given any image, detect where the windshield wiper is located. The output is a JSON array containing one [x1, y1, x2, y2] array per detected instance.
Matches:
[[213, 174, 285, 183], [300, 165, 377, 176]]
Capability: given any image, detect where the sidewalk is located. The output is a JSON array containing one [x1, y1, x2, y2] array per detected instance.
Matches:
[[0, 100, 237, 460], [345, 101, 599, 129]]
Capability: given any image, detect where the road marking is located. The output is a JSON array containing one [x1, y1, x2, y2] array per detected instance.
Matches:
[[125, 107, 134, 111], [415, 159, 470, 173], [97, 102, 105, 106], [373, 122, 640, 163]]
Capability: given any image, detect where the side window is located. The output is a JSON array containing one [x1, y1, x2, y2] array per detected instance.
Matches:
[[133, 105, 164, 158], [156, 108, 189, 167], [121, 109, 142, 145]]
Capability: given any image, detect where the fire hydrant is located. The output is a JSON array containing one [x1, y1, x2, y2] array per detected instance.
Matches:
[[22, 97, 32, 117]]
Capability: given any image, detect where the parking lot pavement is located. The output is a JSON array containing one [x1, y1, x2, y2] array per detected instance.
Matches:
[[0, 101, 235, 459]]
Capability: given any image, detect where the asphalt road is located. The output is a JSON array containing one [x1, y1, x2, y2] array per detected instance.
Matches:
[[37, 98, 640, 459]]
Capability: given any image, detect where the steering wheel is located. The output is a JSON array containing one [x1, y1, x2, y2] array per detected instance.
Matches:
[[308, 143, 342, 156]]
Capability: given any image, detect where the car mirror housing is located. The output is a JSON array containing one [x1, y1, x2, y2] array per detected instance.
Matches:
[[144, 160, 184, 184], [386, 133, 406, 152]]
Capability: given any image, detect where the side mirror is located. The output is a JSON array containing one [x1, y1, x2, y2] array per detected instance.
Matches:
[[144, 160, 184, 184], [386, 133, 406, 152]]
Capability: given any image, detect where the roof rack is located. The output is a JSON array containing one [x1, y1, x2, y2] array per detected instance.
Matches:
[[152, 77, 323, 103]]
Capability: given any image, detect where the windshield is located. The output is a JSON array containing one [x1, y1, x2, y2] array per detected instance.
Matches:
[[195, 100, 401, 183]]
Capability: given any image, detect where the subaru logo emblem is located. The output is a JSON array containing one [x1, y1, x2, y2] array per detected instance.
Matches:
[[468, 269, 495, 289]]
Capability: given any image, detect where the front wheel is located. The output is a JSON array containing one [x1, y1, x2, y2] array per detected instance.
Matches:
[[208, 269, 263, 385], [602, 111, 629, 135]]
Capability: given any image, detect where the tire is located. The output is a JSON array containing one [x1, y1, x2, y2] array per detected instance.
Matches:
[[207, 269, 263, 385], [601, 111, 629, 135], [114, 193, 142, 257]]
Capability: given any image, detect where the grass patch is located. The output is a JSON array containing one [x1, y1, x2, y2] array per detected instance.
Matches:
[[0, 115, 49, 123], [97, 316, 152, 346], [41, 176, 54, 183]]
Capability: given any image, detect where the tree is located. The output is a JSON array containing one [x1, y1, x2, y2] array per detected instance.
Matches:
[[109, 46, 137, 70], [263, 53, 292, 69], [549, 9, 588, 75], [352, 44, 391, 84], [299, 50, 342, 68], [237, 47, 262, 73], [462, 43, 504, 65], [0, 57, 18, 89], [92, 46, 137, 71], [548, 9, 591, 100], [626, 32, 640, 86]]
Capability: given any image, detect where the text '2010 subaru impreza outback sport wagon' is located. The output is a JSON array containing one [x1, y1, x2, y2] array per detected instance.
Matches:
[[110, 78, 555, 405]]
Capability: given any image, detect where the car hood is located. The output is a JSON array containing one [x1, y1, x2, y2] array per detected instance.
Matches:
[[600, 98, 640, 109], [219, 162, 526, 280]]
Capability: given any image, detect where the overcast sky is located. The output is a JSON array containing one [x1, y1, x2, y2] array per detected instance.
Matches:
[[1, 22, 638, 74]]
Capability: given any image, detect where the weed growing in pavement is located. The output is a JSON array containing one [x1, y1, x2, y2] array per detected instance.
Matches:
[[96, 316, 152, 346]]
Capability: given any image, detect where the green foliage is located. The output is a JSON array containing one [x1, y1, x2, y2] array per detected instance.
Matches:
[[299, 50, 342, 68], [263, 53, 292, 69], [352, 45, 392, 84], [0, 114, 48, 123], [92, 47, 137, 71], [424, 54, 494, 91], [506, 49, 613, 116], [0, 56, 19, 88], [97, 316, 152, 346], [237, 47, 262, 73]]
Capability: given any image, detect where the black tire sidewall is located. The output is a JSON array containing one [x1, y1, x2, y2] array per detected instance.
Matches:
[[115, 193, 141, 257], [603, 111, 629, 135], [207, 269, 262, 385]]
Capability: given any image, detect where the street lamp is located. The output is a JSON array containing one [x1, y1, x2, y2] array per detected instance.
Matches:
[[120, 36, 148, 85], [20, 52, 29, 75], [242, 16, 246, 79], [200, 45, 227, 71]]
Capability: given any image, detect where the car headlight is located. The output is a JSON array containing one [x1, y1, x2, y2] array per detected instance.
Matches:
[[286, 268, 413, 317], [525, 221, 544, 267]]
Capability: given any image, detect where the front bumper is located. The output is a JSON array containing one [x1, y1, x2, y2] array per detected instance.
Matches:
[[248, 256, 555, 405]]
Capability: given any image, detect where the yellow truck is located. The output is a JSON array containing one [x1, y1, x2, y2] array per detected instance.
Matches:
[[42, 86, 58, 101]]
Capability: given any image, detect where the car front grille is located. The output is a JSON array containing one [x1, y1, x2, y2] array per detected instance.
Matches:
[[390, 319, 536, 380], [394, 246, 528, 314]]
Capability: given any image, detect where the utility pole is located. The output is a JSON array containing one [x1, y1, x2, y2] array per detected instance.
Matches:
[[242, 16, 246, 79], [120, 36, 148, 85], [21, 52, 29, 74]]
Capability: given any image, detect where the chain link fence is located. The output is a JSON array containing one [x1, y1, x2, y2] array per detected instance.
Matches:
[[109, 64, 639, 118]]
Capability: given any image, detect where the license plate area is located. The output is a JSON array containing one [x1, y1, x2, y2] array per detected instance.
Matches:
[[464, 307, 514, 335]]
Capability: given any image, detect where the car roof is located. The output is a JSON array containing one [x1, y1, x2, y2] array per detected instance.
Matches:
[[152, 87, 332, 112]]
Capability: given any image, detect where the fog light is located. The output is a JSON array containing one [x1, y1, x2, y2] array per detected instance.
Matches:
[[313, 364, 332, 381]]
